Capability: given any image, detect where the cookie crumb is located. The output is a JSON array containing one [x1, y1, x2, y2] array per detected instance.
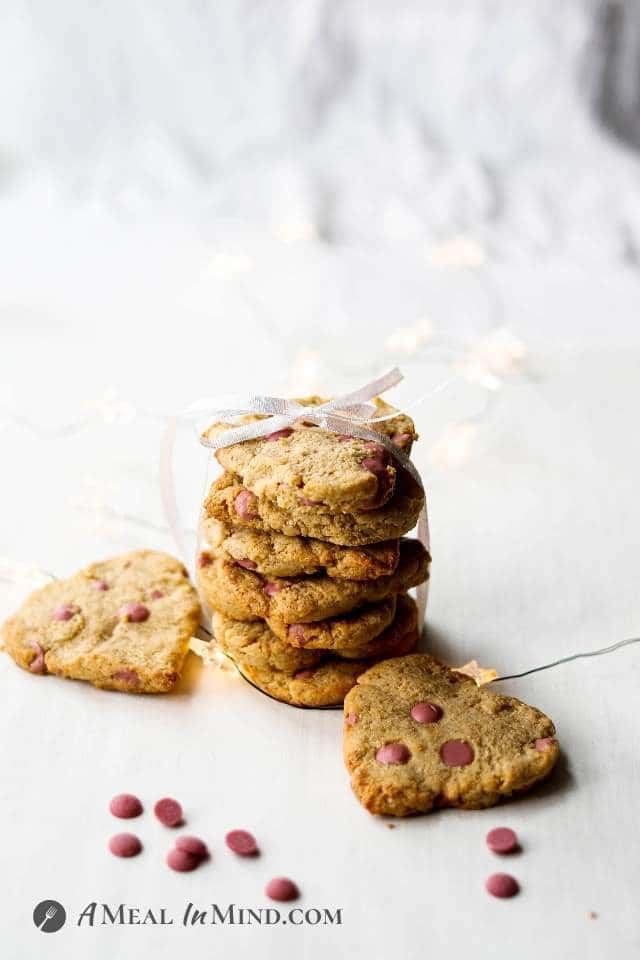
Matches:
[[385, 823, 396, 830], [588, 911, 598, 920]]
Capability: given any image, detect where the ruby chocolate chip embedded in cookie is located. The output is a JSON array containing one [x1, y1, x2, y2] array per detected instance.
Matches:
[[343, 654, 559, 816]]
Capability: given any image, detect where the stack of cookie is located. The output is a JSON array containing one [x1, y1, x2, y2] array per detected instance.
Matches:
[[197, 397, 430, 707]]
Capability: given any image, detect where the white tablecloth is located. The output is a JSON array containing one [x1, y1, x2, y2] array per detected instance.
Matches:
[[1, 217, 639, 958]]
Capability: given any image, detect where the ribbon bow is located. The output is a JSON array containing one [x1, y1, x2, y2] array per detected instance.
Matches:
[[196, 367, 423, 492], [160, 366, 429, 630]]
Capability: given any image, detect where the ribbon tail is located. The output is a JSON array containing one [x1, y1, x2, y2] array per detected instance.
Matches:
[[415, 503, 431, 633], [322, 367, 403, 410]]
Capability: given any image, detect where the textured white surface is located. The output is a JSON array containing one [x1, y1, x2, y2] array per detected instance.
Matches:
[[2, 2, 640, 956]]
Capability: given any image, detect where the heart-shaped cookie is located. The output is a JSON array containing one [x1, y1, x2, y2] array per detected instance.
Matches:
[[1, 550, 201, 693], [343, 654, 559, 816]]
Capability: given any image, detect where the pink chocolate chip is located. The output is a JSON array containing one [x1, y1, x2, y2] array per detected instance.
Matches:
[[112, 669, 140, 686], [486, 827, 519, 855], [110, 793, 143, 819], [298, 496, 323, 506], [52, 604, 78, 622], [440, 740, 475, 767], [167, 847, 200, 872], [288, 624, 307, 643], [234, 489, 259, 520], [91, 579, 109, 591], [235, 558, 258, 570], [175, 836, 209, 860], [149, 589, 164, 600], [265, 428, 294, 441], [263, 581, 281, 596], [376, 743, 411, 765], [485, 873, 519, 898], [265, 877, 299, 902], [535, 737, 557, 751], [364, 441, 386, 455], [109, 833, 142, 858], [29, 641, 46, 674], [293, 668, 316, 680], [336, 434, 352, 441], [225, 829, 258, 856], [392, 432, 412, 447], [197, 552, 212, 568], [410, 702, 443, 724], [362, 456, 386, 472], [345, 711, 358, 725], [118, 602, 150, 623], [360, 447, 393, 509], [154, 797, 183, 827]]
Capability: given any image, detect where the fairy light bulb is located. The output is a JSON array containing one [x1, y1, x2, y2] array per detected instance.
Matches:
[[429, 422, 477, 468], [428, 235, 487, 268], [384, 317, 433, 355]]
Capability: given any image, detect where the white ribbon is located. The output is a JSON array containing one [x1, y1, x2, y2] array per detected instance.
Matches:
[[197, 367, 424, 493], [160, 367, 430, 627]]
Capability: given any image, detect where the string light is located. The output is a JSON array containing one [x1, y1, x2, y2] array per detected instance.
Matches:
[[455, 660, 498, 686], [274, 218, 317, 244], [428, 235, 487, 268], [384, 317, 433, 355], [94, 387, 137, 425], [428, 421, 477, 468], [283, 348, 326, 395], [208, 251, 254, 276], [189, 636, 240, 676]]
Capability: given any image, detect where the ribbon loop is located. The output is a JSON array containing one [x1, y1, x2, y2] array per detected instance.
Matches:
[[195, 367, 424, 493]]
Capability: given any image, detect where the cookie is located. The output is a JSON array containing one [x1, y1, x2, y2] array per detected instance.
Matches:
[[310, 594, 419, 660], [212, 606, 418, 707], [279, 597, 397, 653], [204, 396, 417, 514], [1, 550, 201, 693], [203, 518, 400, 581], [343, 654, 559, 816], [197, 538, 429, 626], [203, 468, 424, 546]]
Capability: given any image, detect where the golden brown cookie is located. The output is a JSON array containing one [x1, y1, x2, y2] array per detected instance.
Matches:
[[204, 396, 416, 515], [212, 604, 418, 707], [321, 594, 419, 660], [343, 654, 559, 816], [203, 518, 400, 581], [276, 597, 398, 653], [197, 538, 429, 626], [203, 469, 425, 546], [1, 550, 201, 693]]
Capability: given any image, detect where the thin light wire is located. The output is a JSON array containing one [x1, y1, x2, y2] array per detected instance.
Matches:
[[495, 636, 640, 682], [4, 567, 639, 702]]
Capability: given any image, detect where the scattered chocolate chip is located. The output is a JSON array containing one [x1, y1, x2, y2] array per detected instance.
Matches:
[[265, 877, 299, 902], [486, 827, 519, 854], [154, 797, 183, 827], [109, 833, 142, 858], [485, 873, 519, 898], [110, 794, 143, 819], [225, 829, 259, 856]]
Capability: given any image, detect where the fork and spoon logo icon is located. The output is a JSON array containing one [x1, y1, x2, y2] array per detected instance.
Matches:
[[33, 900, 66, 933]]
